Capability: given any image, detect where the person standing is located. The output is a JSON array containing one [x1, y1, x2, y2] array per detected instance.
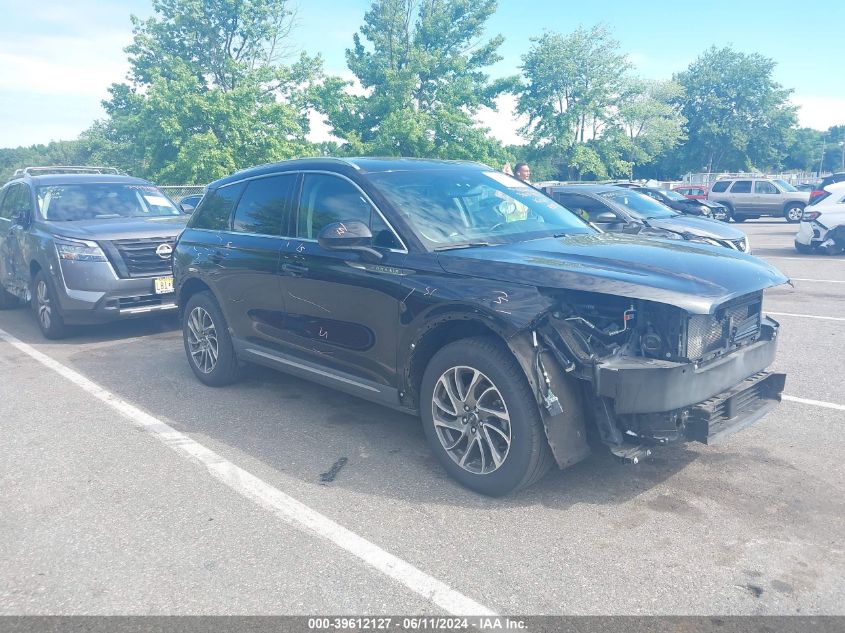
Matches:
[[514, 163, 531, 183]]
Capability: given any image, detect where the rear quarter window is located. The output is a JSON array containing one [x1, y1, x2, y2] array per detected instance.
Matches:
[[710, 181, 730, 193], [189, 183, 245, 231]]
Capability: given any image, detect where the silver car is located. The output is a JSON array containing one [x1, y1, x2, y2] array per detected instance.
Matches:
[[707, 177, 810, 223]]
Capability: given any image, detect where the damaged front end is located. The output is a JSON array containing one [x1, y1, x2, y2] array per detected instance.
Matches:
[[511, 289, 786, 467]]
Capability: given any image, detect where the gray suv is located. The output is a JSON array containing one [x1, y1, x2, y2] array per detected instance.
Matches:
[[0, 167, 189, 338], [707, 177, 810, 223]]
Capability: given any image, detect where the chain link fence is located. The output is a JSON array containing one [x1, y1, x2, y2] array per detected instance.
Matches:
[[158, 185, 205, 202]]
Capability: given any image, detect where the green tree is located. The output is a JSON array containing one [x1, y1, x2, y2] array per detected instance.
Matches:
[[516, 25, 630, 179], [783, 127, 823, 172], [673, 46, 797, 173], [101, 0, 329, 183], [323, 0, 510, 164], [616, 78, 686, 174]]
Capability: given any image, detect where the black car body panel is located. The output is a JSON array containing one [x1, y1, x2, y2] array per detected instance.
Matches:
[[175, 158, 788, 479]]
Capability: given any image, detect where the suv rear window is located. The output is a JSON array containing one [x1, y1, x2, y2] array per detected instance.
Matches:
[[190, 182, 245, 231], [710, 181, 730, 193], [730, 181, 752, 194]]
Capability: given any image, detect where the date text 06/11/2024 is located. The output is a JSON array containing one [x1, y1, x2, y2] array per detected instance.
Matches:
[[307, 617, 527, 630]]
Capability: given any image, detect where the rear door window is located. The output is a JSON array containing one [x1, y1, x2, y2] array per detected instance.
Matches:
[[232, 174, 297, 236], [189, 182, 245, 231], [710, 181, 730, 193], [730, 181, 752, 194], [754, 181, 778, 194]]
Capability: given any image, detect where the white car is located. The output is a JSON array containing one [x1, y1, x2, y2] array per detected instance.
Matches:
[[795, 181, 845, 254]]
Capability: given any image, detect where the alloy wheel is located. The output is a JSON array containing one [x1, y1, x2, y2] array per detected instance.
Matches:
[[36, 280, 51, 330], [187, 306, 219, 374], [786, 206, 803, 222], [431, 366, 512, 475]]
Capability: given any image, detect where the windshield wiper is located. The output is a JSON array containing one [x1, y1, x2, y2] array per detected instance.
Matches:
[[433, 241, 492, 252]]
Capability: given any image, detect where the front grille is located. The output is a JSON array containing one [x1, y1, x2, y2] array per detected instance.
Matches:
[[683, 293, 762, 360], [109, 237, 174, 278]]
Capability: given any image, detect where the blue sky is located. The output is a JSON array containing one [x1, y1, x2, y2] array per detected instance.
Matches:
[[0, 0, 843, 148]]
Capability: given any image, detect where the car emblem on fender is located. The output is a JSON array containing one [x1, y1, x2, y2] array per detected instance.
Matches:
[[156, 243, 173, 259]]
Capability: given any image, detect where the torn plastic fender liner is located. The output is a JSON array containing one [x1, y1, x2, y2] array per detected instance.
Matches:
[[507, 329, 591, 469]]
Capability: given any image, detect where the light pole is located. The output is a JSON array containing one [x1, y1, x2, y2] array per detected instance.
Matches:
[[817, 132, 828, 177]]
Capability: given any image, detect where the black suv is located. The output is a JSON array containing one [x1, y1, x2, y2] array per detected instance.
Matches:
[[175, 158, 787, 496], [0, 167, 189, 338]]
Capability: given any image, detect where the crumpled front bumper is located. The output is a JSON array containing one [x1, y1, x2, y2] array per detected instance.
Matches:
[[594, 318, 781, 415]]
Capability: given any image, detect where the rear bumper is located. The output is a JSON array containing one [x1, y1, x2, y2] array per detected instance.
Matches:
[[595, 318, 780, 415]]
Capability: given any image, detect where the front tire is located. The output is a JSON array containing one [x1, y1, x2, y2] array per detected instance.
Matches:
[[420, 337, 554, 496], [785, 203, 804, 223], [31, 271, 69, 339], [182, 290, 242, 386]]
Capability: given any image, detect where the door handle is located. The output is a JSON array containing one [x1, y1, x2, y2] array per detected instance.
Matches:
[[282, 262, 309, 275], [208, 250, 227, 264]]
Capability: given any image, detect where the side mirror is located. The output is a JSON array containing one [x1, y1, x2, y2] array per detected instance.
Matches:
[[594, 212, 618, 223], [317, 220, 383, 261]]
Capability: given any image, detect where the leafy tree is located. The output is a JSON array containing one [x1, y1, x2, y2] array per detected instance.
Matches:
[[516, 25, 630, 180], [673, 46, 797, 173], [101, 0, 329, 183], [617, 79, 686, 173], [323, 0, 510, 164], [782, 128, 822, 172]]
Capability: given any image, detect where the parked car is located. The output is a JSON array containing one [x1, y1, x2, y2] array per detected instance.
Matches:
[[810, 172, 845, 205], [541, 184, 750, 252], [175, 158, 787, 496], [0, 166, 189, 338], [178, 193, 204, 213], [707, 177, 810, 223], [673, 185, 708, 201], [795, 181, 845, 254], [795, 182, 820, 192], [629, 186, 729, 221]]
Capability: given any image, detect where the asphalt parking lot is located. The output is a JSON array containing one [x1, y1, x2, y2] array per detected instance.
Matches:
[[1, 220, 843, 616]]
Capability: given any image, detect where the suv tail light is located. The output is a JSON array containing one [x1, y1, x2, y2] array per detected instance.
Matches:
[[809, 190, 826, 204], [802, 210, 821, 221]]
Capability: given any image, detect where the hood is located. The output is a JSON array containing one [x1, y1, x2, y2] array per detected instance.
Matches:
[[675, 198, 724, 210], [44, 216, 189, 242], [436, 233, 787, 314], [647, 215, 746, 240]]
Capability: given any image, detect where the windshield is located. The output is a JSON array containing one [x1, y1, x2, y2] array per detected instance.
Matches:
[[774, 179, 798, 192], [366, 169, 594, 248], [36, 184, 181, 222], [601, 190, 679, 219]]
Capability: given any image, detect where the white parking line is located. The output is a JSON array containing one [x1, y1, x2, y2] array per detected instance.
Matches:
[[783, 395, 845, 412], [768, 311, 845, 322], [790, 278, 845, 283], [0, 327, 496, 617]]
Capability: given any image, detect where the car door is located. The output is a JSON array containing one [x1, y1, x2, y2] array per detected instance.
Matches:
[[275, 171, 407, 392], [210, 173, 297, 348], [753, 180, 780, 214], [0, 183, 32, 293], [728, 180, 753, 213]]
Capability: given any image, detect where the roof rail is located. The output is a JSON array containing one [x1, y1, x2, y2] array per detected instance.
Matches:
[[12, 166, 123, 178]]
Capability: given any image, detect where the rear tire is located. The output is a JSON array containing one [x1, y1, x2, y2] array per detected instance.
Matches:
[[784, 203, 804, 223], [794, 240, 814, 254], [420, 337, 554, 496], [182, 290, 242, 386], [31, 271, 69, 339]]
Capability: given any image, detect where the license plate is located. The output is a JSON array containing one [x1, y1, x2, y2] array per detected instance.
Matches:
[[154, 276, 174, 295]]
